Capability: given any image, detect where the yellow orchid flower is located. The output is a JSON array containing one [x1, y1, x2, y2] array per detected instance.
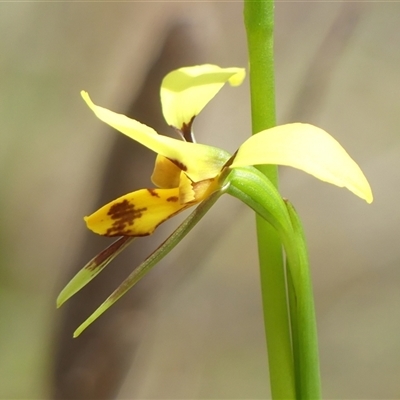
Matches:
[[58, 64, 372, 336], [81, 65, 371, 241]]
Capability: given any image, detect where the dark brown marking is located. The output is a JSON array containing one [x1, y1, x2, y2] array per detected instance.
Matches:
[[170, 158, 187, 171], [147, 188, 160, 198], [223, 150, 238, 169], [105, 199, 147, 236], [179, 115, 196, 143], [87, 236, 132, 271], [166, 196, 179, 202]]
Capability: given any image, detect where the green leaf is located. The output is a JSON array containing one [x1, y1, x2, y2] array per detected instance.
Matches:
[[57, 237, 135, 307], [285, 201, 321, 399], [227, 166, 321, 399]]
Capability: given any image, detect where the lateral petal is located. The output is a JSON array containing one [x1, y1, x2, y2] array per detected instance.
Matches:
[[151, 155, 181, 188], [179, 172, 219, 204], [82, 91, 230, 182], [232, 123, 373, 203], [160, 65, 246, 133], [85, 188, 192, 237]]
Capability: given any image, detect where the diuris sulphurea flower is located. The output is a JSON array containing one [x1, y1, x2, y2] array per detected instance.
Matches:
[[57, 64, 372, 336]]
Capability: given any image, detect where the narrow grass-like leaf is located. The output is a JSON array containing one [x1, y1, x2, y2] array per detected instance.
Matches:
[[285, 201, 321, 399], [57, 236, 135, 307], [73, 190, 223, 337]]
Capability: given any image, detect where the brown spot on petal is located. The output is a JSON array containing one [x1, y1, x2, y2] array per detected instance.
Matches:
[[147, 189, 160, 198], [169, 159, 188, 172], [223, 150, 238, 169], [179, 116, 196, 143], [166, 196, 179, 202], [105, 199, 147, 236]]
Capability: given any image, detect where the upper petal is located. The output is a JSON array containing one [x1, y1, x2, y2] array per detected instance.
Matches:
[[82, 91, 231, 182], [231, 123, 373, 203], [85, 188, 192, 237], [160, 65, 246, 133]]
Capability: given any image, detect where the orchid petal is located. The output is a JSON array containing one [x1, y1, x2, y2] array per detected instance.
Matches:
[[178, 172, 197, 204], [231, 123, 373, 203], [85, 188, 192, 237], [179, 172, 219, 204], [82, 91, 230, 182], [160, 65, 245, 133], [151, 155, 181, 188]]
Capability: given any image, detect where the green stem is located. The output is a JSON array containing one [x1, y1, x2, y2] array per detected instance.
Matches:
[[226, 167, 321, 399], [244, 1, 296, 398]]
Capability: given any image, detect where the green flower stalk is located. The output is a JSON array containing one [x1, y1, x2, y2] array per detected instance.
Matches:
[[243, 0, 316, 396]]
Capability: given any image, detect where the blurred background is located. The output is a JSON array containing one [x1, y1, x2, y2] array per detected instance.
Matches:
[[1, 1, 399, 399]]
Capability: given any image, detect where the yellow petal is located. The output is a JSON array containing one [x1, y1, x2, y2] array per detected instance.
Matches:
[[85, 188, 192, 237], [178, 172, 196, 204], [81, 91, 230, 182], [178, 172, 219, 204], [151, 155, 181, 188], [160, 65, 246, 132], [231, 123, 373, 203]]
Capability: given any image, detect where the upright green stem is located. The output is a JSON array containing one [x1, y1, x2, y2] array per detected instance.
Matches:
[[226, 166, 321, 399], [244, 1, 296, 398]]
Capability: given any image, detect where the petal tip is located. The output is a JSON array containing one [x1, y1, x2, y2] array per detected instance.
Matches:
[[83, 216, 90, 229], [364, 190, 373, 204], [81, 91, 94, 108], [352, 174, 373, 204], [228, 68, 246, 86]]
